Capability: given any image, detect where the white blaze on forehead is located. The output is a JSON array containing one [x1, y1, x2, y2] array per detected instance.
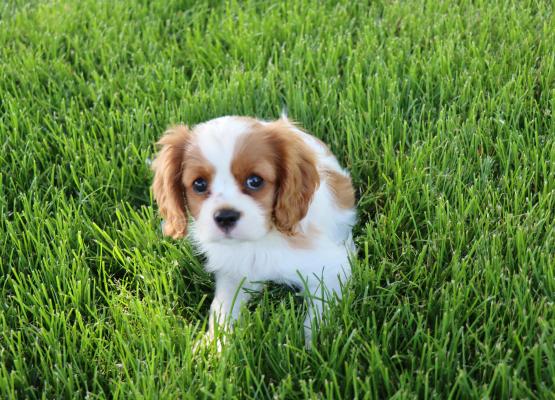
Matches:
[[193, 117, 253, 197], [194, 116, 252, 169]]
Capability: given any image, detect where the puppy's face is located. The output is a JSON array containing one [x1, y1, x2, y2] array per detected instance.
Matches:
[[151, 117, 319, 243], [183, 118, 278, 242]]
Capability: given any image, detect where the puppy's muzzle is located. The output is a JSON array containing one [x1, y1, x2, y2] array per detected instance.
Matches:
[[213, 208, 241, 232]]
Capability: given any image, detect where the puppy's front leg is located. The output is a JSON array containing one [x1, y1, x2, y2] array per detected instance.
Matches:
[[208, 272, 261, 339]]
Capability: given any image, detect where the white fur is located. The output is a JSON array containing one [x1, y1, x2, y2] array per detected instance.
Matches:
[[186, 116, 356, 348]]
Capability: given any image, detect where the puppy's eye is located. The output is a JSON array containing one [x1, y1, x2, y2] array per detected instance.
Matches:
[[192, 177, 208, 193], [245, 174, 264, 191]]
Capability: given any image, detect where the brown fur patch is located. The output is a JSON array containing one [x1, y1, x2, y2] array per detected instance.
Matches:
[[324, 169, 355, 209], [151, 125, 191, 239], [255, 120, 320, 235]]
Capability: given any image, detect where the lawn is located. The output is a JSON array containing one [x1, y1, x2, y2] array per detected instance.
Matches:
[[1, 0, 554, 398]]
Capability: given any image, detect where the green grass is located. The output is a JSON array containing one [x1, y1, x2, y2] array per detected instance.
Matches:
[[1, 0, 554, 398]]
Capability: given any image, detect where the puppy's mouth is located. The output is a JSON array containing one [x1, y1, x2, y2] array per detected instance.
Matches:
[[211, 229, 255, 244], [210, 235, 245, 245], [206, 228, 239, 241]]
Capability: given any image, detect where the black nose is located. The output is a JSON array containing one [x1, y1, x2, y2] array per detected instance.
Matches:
[[213, 208, 241, 231]]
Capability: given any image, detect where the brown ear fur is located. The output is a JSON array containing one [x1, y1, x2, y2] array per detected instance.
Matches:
[[264, 120, 320, 235], [151, 125, 191, 239]]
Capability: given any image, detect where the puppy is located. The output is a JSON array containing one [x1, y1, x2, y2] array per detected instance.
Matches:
[[151, 116, 356, 347]]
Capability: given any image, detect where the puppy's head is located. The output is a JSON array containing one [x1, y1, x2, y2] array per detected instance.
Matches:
[[151, 116, 319, 243]]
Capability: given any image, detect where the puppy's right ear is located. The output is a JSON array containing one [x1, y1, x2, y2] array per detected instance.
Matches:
[[151, 125, 191, 239]]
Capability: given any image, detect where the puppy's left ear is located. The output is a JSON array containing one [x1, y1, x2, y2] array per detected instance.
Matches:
[[266, 119, 320, 235], [151, 125, 191, 239]]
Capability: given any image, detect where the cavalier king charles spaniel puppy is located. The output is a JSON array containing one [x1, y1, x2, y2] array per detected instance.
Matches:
[[151, 115, 356, 348]]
